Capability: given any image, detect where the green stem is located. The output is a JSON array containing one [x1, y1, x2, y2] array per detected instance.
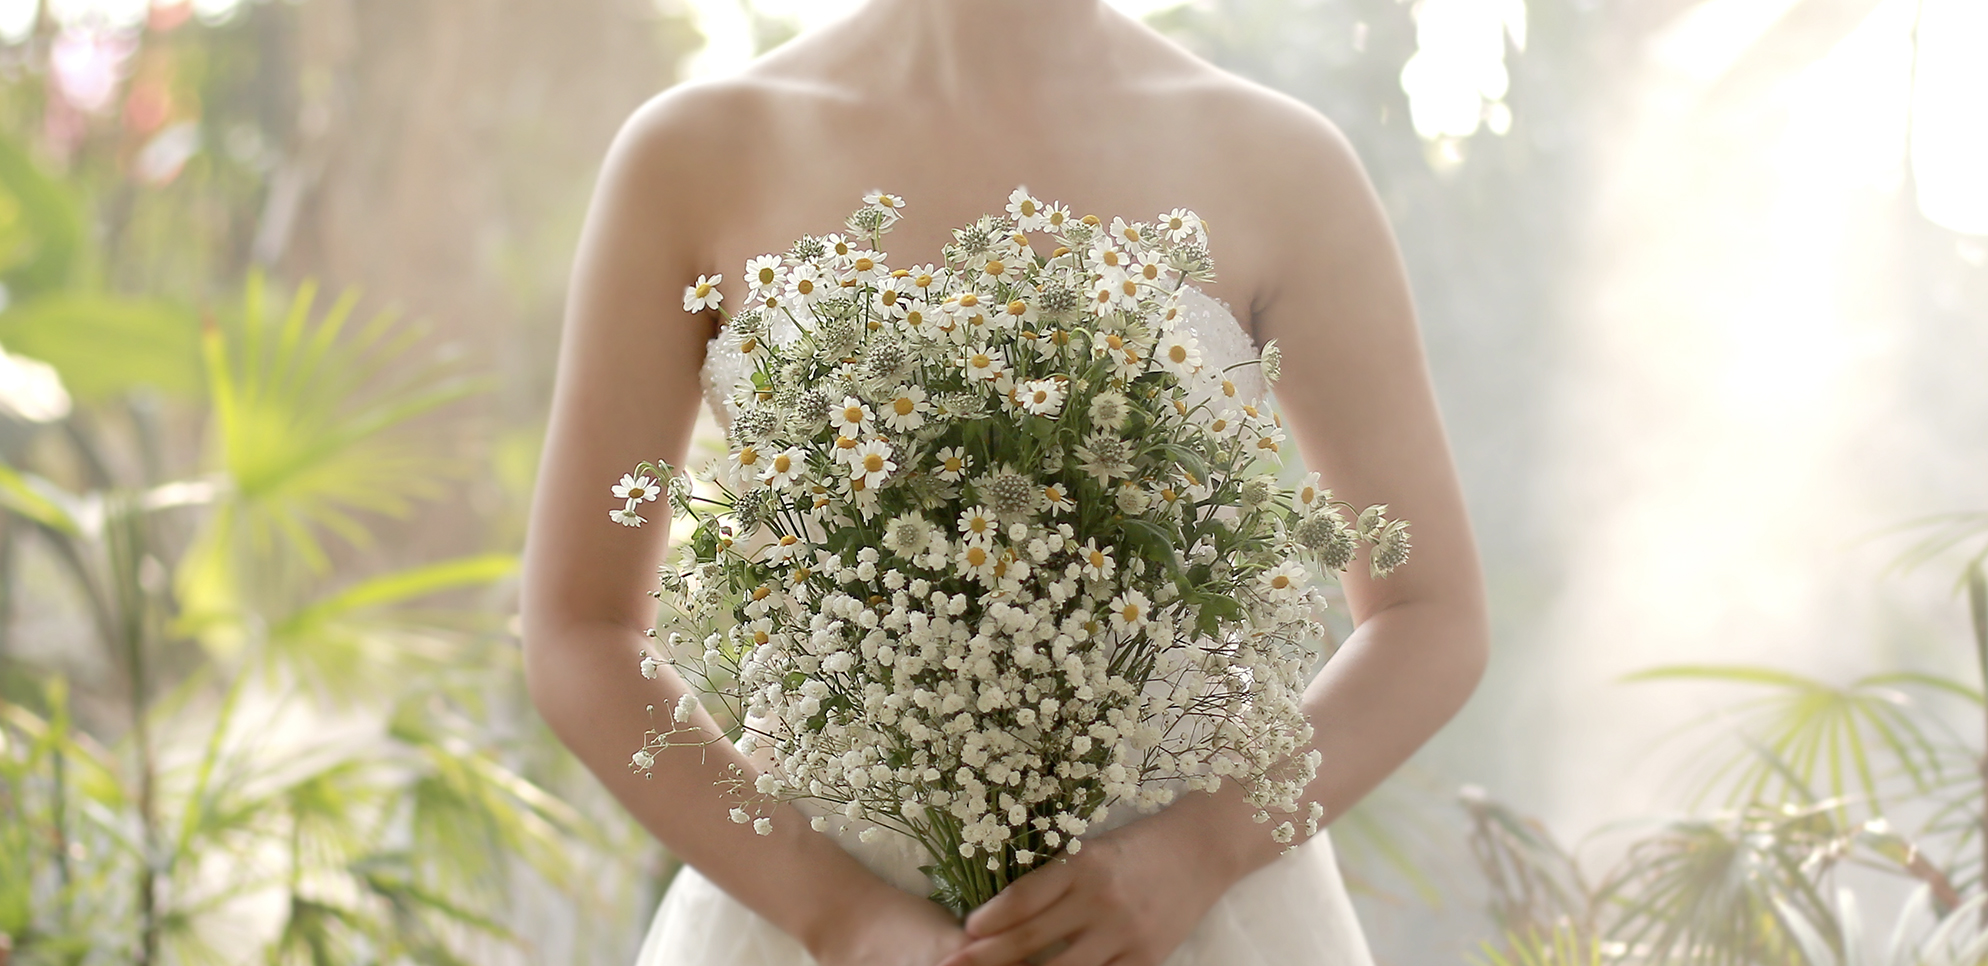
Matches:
[[1966, 560, 1986, 925]]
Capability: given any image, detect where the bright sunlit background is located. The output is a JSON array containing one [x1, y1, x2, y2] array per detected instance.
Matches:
[[0, 0, 1984, 962]]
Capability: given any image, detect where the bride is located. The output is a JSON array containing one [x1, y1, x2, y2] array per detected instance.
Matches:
[[519, 1, 1489, 964]]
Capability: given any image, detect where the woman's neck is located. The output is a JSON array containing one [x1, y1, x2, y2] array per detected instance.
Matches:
[[848, 0, 1121, 108]]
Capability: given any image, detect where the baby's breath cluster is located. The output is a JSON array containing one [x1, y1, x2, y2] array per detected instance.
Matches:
[[617, 189, 1408, 912]]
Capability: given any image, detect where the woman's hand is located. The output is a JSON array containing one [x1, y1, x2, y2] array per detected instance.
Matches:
[[935, 815, 1237, 966], [811, 885, 970, 966]]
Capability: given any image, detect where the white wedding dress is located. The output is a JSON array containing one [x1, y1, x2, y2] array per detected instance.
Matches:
[[635, 286, 1375, 966]]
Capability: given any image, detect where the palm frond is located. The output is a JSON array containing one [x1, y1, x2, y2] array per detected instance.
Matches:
[[1625, 665, 1957, 822]]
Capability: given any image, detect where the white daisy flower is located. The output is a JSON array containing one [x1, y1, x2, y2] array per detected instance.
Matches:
[[961, 345, 1007, 383], [880, 385, 930, 432], [975, 254, 1021, 286], [1018, 378, 1066, 417], [1042, 483, 1075, 515], [767, 533, 806, 566], [1043, 202, 1073, 235], [761, 448, 807, 489], [904, 264, 944, 297], [900, 301, 936, 339], [846, 250, 888, 283], [863, 190, 907, 212], [1108, 216, 1149, 250], [1077, 539, 1116, 582], [1294, 472, 1329, 511], [1257, 560, 1309, 603], [1107, 589, 1151, 634], [958, 542, 1000, 583], [729, 444, 767, 480], [831, 396, 873, 436], [1132, 252, 1175, 285], [823, 233, 857, 264], [1007, 187, 1048, 231], [848, 439, 897, 489], [873, 277, 911, 318], [683, 274, 723, 313], [610, 504, 645, 527], [1155, 330, 1203, 377], [934, 446, 971, 482], [1089, 242, 1131, 273], [1159, 207, 1205, 243], [787, 263, 828, 304], [957, 505, 999, 544], [613, 473, 661, 504], [744, 255, 782, 293], [999, 296, 1039, 329]]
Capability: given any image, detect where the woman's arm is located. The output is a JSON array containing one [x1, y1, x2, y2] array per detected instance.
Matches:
[[941, 97, 1490, 966], [519, 86, 964, 964]]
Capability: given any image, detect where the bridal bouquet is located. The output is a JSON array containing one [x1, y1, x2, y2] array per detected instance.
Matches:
[[614, 189, 1409, 912]]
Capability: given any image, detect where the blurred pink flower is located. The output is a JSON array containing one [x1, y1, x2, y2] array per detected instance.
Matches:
[[50, 27, 138, 113]]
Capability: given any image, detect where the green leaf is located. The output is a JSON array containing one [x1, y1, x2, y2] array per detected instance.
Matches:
[[0, 134, 84, 297], [0, 461, 79, 534], [274, 554, 518, 639], [0, 293, 202, 400]]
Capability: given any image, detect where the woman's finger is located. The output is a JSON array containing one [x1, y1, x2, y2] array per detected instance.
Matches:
[[940, 895, 1091, 966], [1038, 927, 1122, 966], [964, 860, 1076, 937]]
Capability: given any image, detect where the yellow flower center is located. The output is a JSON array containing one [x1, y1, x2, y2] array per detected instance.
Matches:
[[1141, 264, 1161, 280], [854, 257, 875, 273], [844, 405, 865, 424], [966, 547, 988, 566], [863, 454, 885, 472], [1222, 380, 1237, 397], [797, 279, 815, 294], [1032, 390, 1051, 403], [1106, 334, 1125, 350], [738, 446, 759, 466], [758, 267, 776, 284], [752, 586, 771, 600], [894, 397, 916, 415], [695, 282, 712, 297], [958, 292, 980, 308], [850, 476, 868, 491], [1120, 279, 1139, 297], [971, 354, 992, 369], [1089, 550, 1106, 568], [906, 310, 925, 327], [945, 457, 963, 473], [1169, 345, 1189, 364], [779, 534, 799, 546], [880, 289, 898, 305], [836, 436, 857, 450], [1271, 575, 1292, 590], [1007, 299, 1028, 316], [1121, 603, 1141, 621], [773, 454, 792, 474], [754, 629, 770, 644], [1020, 200, 1037, 216], [983, 260, 1004, 276]]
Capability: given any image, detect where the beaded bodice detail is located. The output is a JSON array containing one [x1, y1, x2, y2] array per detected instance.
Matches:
[[697, 285, 1263, 428]]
